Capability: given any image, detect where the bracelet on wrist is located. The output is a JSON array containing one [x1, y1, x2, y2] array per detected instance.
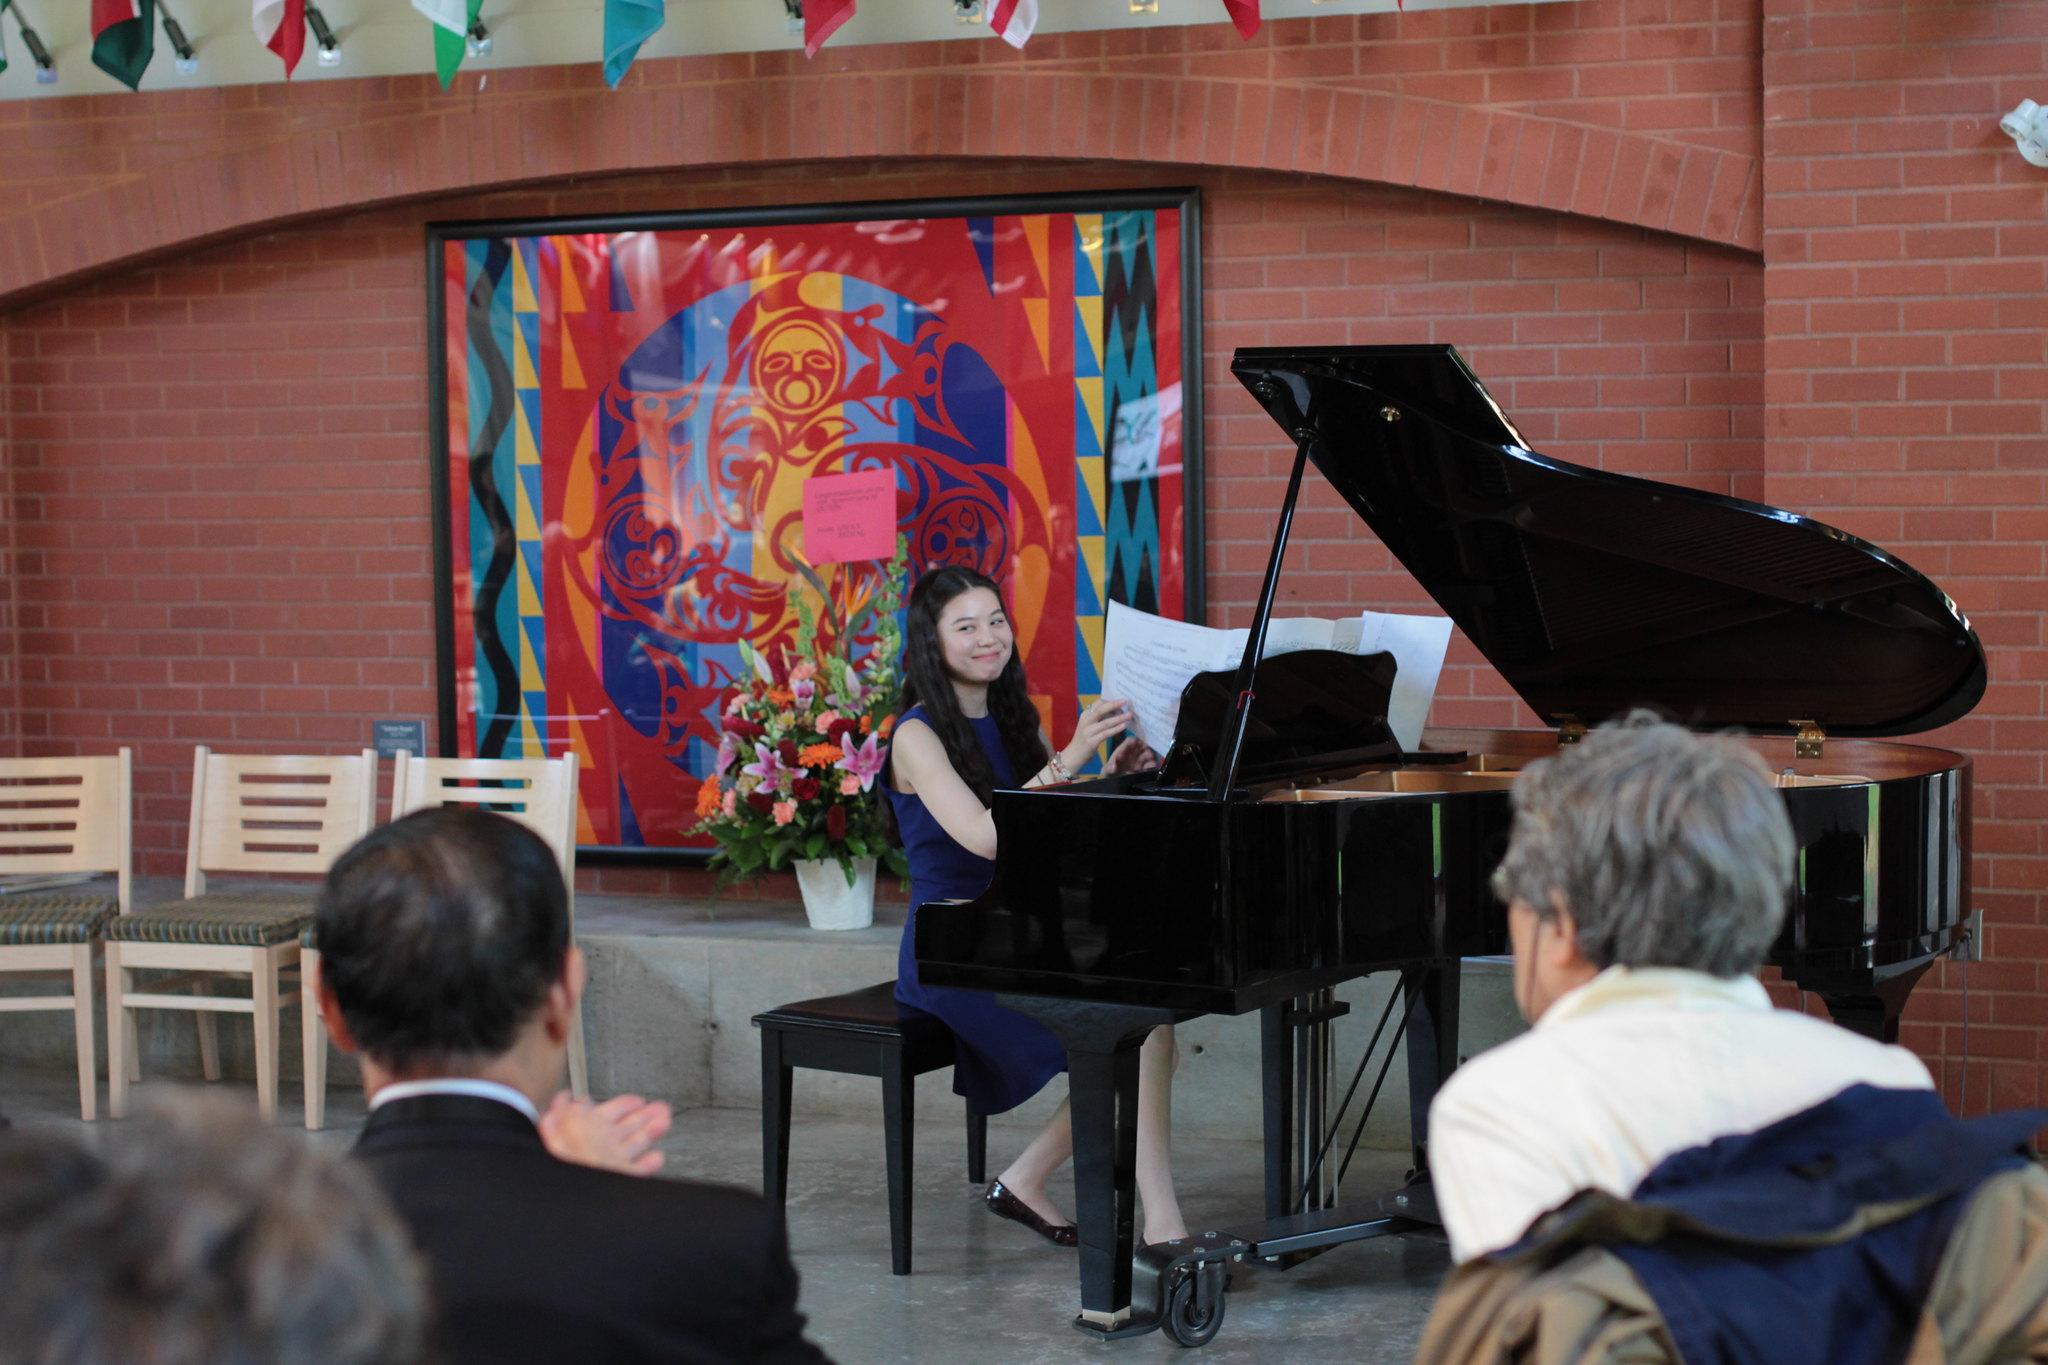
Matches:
[[1047, 751, 1073, 782]]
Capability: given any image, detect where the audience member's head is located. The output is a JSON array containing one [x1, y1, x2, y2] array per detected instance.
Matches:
[[315, 805, 582, 1087], [0, 1092, 427, 1365], [1490, 710, 1795, 1021]]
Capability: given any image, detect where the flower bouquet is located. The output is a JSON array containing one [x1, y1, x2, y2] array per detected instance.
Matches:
[[690, 541, 912, 922]]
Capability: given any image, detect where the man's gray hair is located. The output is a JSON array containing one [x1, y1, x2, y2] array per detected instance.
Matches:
[[0, 1090, 428, 1365], [1489, 710, 1795, 977]]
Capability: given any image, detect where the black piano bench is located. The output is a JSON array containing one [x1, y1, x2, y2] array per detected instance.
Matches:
[[752, 981, 987, 1275]]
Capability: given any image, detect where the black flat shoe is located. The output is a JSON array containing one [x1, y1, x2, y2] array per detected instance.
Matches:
[[985, 1180, 1078, 1248]]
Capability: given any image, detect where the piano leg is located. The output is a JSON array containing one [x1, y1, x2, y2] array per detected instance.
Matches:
[[1402, 962, 1461, 1175], [996, 995, 1183, 1335], [1261, 1003, 1294, 1221]]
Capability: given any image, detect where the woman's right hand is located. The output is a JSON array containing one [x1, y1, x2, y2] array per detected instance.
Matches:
[[1061, 698, 1134, 774]]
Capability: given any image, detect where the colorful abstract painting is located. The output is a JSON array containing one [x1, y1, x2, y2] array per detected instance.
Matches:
[[430, 193, 1201, 854]]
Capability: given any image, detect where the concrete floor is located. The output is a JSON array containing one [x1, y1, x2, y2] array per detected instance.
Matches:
[[1, 1069, 1451, 1363]]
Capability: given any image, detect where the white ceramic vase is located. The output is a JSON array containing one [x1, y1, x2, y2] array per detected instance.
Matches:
[[793, 855, 877, 931]]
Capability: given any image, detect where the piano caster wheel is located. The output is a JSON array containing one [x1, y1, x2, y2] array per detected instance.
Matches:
[[1162, 1262, 1227, 1348]]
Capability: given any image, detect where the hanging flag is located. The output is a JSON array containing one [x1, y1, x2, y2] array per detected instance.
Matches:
[[92, 0, 157, 90], [803, 0, 854, 59], [414, 0, 482, 88], [1222, 0, 1258, 40], [603, 0, 664, 87], [988, 0, 1037, 49], [253, 0, 306, 77]]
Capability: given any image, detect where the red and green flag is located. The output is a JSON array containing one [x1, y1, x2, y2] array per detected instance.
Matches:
[[92, 0, 157, 90], [414, 0, 483, 88]]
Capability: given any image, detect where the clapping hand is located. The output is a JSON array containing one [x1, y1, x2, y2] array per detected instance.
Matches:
[[540, 1091, 673, 1177]]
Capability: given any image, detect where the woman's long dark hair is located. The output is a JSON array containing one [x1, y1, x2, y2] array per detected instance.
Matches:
[[894, 566, 1049, 806]]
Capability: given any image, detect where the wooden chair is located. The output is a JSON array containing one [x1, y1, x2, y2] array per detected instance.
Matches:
[[106, 747, 377, 1121], [302, 749, 585, 1130], [0, 751, 132, 1121]]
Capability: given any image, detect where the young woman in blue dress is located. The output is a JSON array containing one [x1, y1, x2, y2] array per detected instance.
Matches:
[[885, 565, 1188, 1248]]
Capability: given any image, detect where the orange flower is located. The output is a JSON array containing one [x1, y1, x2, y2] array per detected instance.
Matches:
[[767, 685, 795, 707], [799, 743, 844, 768], [860, 715, 873, 734], [877, 714, 896, 739], [694, 778, 722, 818]]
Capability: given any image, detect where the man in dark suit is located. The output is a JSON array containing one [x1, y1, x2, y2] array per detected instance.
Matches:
[[314, 806, 831, 1365]]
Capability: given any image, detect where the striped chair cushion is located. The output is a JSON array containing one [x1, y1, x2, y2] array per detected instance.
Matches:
[[105, 892, 315, 948], [0, 893, 120, 946]]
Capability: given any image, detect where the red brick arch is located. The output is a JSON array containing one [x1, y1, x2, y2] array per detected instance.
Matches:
[[0, 67, 1759, 308]]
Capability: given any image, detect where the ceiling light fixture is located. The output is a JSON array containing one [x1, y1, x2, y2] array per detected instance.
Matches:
[[159, 3, 198, 74], [5, 1, 57, 84], [305, 3, 341, 67], [1999, 99, 2048, 169]]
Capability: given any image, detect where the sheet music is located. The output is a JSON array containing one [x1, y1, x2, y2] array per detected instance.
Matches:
[[1099, 600, 1453, 753], [1354, 610, 1454, 751]]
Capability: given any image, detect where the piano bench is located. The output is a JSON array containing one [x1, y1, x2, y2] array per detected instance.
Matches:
[[752, 981, 987, 1276]]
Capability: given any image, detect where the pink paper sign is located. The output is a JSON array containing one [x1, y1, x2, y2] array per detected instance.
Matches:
[[801, 469, 898, 565]]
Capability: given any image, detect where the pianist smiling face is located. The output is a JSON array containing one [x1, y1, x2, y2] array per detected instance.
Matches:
[[1488, 710, 1796, 1023], [936, 586, 1015, 687]]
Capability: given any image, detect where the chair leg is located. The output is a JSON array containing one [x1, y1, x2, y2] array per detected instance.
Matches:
[[967, 1104, 987, 1186], [252, 950, 280, 1121], [71, 944, 98, 1123], [124, 1007, 139, 1083], [567, 999, 590, 1101], [105, 948, 130, 1119], [760, 1029, 793, 1208], [882, 1044, 914, 1276], [194, 985, 221, 1082], [302, 950, 327, 1131]]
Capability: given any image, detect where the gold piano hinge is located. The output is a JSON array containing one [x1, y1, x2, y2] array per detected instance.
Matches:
[[1555, 715, 1586, 745], [1792, 719, 1825, 761]]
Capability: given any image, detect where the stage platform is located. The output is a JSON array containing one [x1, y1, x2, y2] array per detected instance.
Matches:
[[0, 878, 1523, 1146]]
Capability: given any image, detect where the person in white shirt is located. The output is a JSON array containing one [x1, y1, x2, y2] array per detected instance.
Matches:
[[1427, 711, 1934, 1263]]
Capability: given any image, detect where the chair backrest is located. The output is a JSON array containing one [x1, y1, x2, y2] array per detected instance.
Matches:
[[0, 751, 132, 912], [389, 752, 580, 879], [185, 747, 379, 896]]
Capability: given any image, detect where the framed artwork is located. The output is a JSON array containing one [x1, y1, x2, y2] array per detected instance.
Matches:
[[428, 189, 1203, 857]]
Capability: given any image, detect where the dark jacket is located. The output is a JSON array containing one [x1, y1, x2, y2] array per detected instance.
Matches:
[[1417, 1085, 2048, 1365], [354, 1094, 831, 1365]]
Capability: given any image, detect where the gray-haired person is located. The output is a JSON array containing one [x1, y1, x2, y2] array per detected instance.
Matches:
[[0, 1091, 428, 1365], [1427, 711, 1934, 1262]]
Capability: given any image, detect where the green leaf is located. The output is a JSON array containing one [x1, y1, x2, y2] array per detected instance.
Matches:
[[805, 832, 826, 860]]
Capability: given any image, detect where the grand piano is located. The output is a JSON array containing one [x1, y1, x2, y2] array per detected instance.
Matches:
[[914, 345, 1986, 1347]]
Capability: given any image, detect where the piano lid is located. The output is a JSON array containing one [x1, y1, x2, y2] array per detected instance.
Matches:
[[1230, 344, 1987, 738]]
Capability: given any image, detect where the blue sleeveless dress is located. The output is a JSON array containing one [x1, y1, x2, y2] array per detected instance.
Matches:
[[887, 705, 1066, 1115]]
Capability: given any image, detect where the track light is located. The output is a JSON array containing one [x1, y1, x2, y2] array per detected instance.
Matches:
[[954, 0, 985, 21], [160, 4, 198, 74], [305, 3, 341, 66], [782, 0, 803, 34], [5, 2, 57, 84], [1999, 99, 2048, 169], [465, 19, 491, 57]]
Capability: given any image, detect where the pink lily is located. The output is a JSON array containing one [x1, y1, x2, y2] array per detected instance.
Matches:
[[714, 734, 738, 776], [741, 744, 787, 789], [836, 732, 886, 793]]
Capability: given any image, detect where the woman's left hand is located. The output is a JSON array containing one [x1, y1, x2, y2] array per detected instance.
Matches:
[[1106, 738, 1161, 774]]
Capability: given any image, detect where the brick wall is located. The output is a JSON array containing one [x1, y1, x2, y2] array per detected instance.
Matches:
[[1759, 0, 2048, 1115]]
